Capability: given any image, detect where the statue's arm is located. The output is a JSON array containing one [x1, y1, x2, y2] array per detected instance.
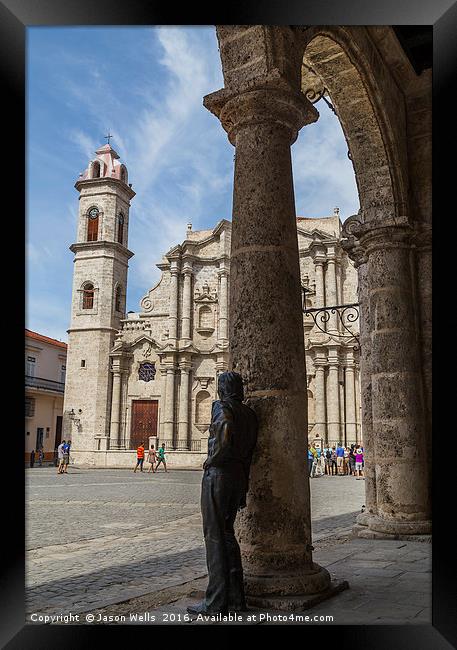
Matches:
[[204, 409, 234, 468]]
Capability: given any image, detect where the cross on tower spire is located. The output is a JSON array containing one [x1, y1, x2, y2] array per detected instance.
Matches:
[[104, 131, 113, 145]]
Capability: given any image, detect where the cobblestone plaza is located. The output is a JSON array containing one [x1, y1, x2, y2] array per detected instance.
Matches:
[[25, 467, 431, 625]]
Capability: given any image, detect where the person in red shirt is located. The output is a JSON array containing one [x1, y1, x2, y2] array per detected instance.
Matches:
[[134, 443, 145, 473]]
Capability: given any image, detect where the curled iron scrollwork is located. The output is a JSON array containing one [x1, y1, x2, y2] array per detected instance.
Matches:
[[302, 288, 360, 351]]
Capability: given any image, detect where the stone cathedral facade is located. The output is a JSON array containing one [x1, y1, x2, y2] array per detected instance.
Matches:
[[64, 144, 360, 468]]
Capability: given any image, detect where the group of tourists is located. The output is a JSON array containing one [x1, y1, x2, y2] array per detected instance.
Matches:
[[307, 443, 364, 479], [57, 440, 71, 474], [134, 443, 168, 473]]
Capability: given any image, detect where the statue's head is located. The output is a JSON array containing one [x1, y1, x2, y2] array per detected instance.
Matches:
[[218, 371, 244, 402]]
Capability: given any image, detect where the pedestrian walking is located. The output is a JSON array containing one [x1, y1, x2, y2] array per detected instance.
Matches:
[[147, 445, 157, 473], [336, 443, 345, 475], [324, 446, 332, 475], [343, 446, 349, 475], [310, 444, 319, 478], [348, 444, 356, 476], [314, 445, 324, 477], [330, 446, 338, 476], [355, 446, 364, 479], [155, 443, 168, 472], [62, 441, 71, 473], [30, 449, 35, 468], [307, 445, 314, 477], [57, 440, 66, 474], [38, 448, 44, 467], [134, 442, 145, 472]]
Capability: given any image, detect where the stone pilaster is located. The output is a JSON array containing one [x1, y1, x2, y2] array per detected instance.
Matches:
[[204, 80, 331, 598], [163, 365, 176, 442], [325, 248, 339, 333], [326, 347, 340, 444], [313, 351, 327, 442], [311, 247, 326, 308], [181, 261, 193, 342], [217, 265, 229, 343], [178, 361, 191, 443], [109, 369, 122, 447], [168, 260, 180, 342], [345, 350, 357, 444]]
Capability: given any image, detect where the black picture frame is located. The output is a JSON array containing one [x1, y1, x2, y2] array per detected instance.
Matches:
[[2, 0, 453, 646]]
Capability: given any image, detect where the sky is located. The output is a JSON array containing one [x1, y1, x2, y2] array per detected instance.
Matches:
[[26, 26, 359, 343]]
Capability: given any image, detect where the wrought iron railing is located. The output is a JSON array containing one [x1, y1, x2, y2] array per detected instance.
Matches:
[[25, 375, 65, 393], [301, 287, 360, 350]]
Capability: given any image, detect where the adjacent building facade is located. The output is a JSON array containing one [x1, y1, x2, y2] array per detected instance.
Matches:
[[25, 329, 67, 462], [63, 144, 360, 468]]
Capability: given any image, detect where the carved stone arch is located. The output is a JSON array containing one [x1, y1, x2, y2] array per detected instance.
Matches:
[[297, 27, 408, 227]]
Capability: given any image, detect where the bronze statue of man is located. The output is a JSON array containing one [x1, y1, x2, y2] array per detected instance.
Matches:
[[187, 371, 258, 616]]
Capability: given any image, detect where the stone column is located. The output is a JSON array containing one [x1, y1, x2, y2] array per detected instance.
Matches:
[[325, 249, 339, 333], [217, 265, 229, 342], [345, 350, 357, 445], [178, 361, 191, 443], [109, 369, 123, 448], [181, 262, 193, 342], [168, 260, 180, 342], [204, 83, 331, 598], [163, 365, 176, 443], [362, 225, 431, 536], [326, 347, 340, 445], [313, 351, 327, 442], [311, 248, 326, 308]]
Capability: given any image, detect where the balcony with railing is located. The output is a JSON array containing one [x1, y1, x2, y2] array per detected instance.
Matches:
[[25, 375, 65, 394]]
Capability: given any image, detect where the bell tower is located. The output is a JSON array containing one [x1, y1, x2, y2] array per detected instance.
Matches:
[[63, 142, 135, 454]]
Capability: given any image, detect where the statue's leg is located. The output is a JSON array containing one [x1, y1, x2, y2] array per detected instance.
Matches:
[[201, 470, 230, 613]]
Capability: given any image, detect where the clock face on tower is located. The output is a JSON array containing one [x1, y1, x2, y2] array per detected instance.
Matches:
[[88, 207, 99, 219]]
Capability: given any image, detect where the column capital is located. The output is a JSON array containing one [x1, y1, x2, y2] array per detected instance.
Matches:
[[182, 260, 194, 275], [311, 252, 327, 265], [169, 258, 181, 275], [204, 74, 318, 145], [178, 362, 192, 373]]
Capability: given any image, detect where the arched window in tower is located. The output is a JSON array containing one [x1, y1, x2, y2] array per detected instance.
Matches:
[[82, 283, 94, 309], [87, 207, 99, 242], [92, 161, 101, 178], [117, 212, 124, 245], [115, 285, 122, 313]]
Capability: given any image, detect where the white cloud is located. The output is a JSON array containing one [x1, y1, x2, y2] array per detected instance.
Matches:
[[292, 100, 360, 220]]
